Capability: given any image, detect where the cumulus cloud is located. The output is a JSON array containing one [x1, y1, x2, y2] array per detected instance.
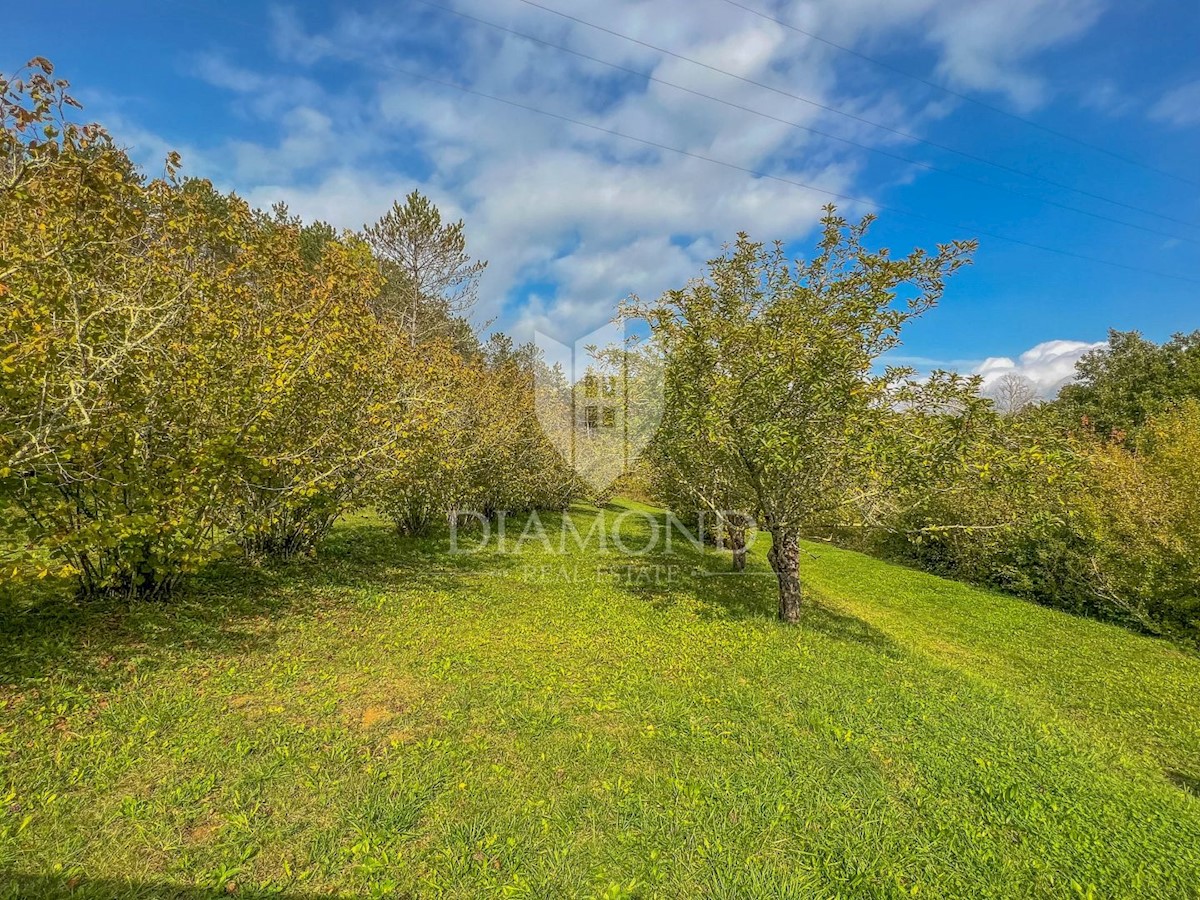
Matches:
[[974, 339, 1105, 397], [789, 0, 1105, 109], [97, 0, 1112, 340]]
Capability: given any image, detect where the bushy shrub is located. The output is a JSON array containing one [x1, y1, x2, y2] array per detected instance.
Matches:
[[861, 403, 1199, 641], [368, 337, 577, 534], [1077, 400, 1200, 635], [1, 63, 442, 594], [2, 64, 216, 596]]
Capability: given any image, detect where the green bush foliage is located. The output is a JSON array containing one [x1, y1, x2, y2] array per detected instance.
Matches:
[[858, 401, 1200, 641], [1, 61, 576, 598], [1078, 399, 1200, 634]]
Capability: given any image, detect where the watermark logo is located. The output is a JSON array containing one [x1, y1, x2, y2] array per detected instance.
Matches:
[[533, 321, 663, 491], [448, 507, 771, 585]]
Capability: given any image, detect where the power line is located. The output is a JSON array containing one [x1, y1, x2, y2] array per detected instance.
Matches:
[[507, 0, 1200, 230], [411, 0, 1200, 244], [715, 0, 1199, 188], [160, 0, 1200, 284], [359, 56, 1200, 285]]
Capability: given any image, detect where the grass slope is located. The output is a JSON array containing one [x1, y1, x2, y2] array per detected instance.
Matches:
[[1, 503, 1198, 899]]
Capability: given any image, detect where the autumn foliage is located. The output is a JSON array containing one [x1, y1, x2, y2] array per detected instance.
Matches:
[[1, 61, 572, 598]]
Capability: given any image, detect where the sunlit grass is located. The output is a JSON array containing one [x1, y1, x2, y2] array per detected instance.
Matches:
[[1, 503, 1198, 898]]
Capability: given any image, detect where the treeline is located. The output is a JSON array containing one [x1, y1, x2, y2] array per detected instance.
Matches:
[[864, 332, 1200, 641], [1, 60, 575, 598], [5, 60, 1196, 642], [635, 220, 1198, 642]]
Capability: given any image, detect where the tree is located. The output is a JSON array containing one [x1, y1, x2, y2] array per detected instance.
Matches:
[[646, 374, 756, 568], [1, 61, 401, 594], [990, 372, 1038, 416], [1056, 329, 1200, 439], [364, 191, 487, 348], [1, 61, 209, 596], [209, 200, 392, 557], [631, 208, 976, 622]]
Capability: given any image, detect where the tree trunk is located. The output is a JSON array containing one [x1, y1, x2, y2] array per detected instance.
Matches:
[[731, 534, 747, 572], [726, 514, 748, 572], [767, 525, 801, 623]]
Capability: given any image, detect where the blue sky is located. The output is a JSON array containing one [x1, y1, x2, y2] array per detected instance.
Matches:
[[6, 0, 1198, 394]]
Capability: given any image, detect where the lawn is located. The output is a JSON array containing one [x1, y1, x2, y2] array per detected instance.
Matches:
[[1, 503, 1198, 898]]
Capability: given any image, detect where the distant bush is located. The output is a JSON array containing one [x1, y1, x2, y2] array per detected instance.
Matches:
[[367, 335, 577, 535], [855, 404, 1199, 642]]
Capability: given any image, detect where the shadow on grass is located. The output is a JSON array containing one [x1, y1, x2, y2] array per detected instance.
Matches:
[[0, 503, 897, 688], [0, 517, 516, 693], [1166, 768, 1200, 799], [0, 873, 333, 899], [610, 509, 899, 655]]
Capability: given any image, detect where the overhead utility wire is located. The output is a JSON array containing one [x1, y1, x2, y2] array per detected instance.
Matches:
[[716, 0, 1199, 187], [165, 0, 1200, 284], [358, 57, 1200, 284], [412, 0, 1198, 244], [507, 0, 1200, 230]]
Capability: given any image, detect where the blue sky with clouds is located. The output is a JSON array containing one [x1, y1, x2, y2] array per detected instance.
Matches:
[[7, 0, 1198, 394]]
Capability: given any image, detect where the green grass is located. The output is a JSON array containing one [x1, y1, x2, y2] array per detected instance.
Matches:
[[1, 503, 1198, 898]]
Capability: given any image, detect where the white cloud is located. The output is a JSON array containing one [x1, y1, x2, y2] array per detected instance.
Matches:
[[1149, 80, 1200, 128], [974, 339, 1105, 397], [921, 0, 1104, 110], [93, 0, 1112, 341], [184, 1, 880, 338], [795, 0, 1105, 109]]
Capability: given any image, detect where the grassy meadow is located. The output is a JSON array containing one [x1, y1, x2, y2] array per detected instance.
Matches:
[[1, 503, 1198, 898]]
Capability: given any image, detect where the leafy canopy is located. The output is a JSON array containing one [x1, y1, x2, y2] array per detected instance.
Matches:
[[631, 207, 978, 620]]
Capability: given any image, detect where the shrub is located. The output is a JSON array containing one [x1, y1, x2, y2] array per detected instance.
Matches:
[[1, 63, 399, 593], [1077, 400, 1200, 635], [863, 403, 1200, 642], [1, 64, 215, 596]]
